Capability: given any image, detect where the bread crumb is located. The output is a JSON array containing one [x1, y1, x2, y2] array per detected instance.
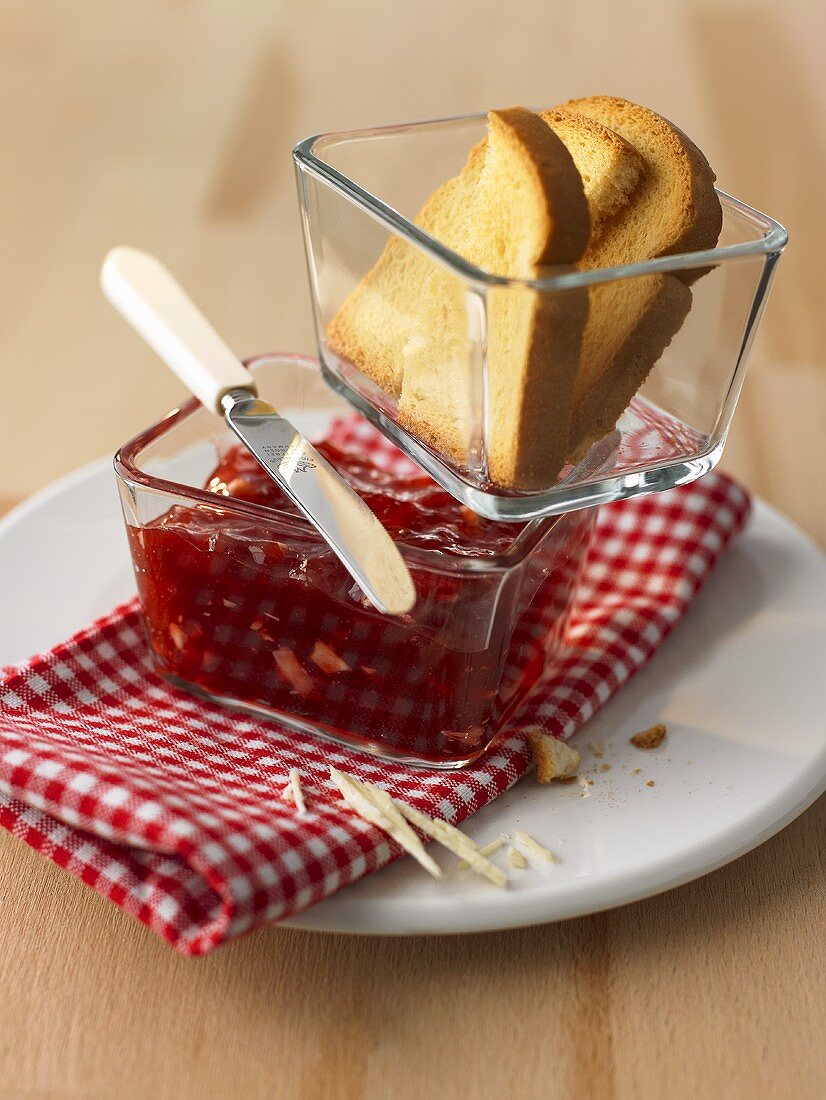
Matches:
[[647, 780, 655, 787], [630, 723, 667, 749], [632, 767, 642, 775], [588, 740, 605, 759], [600, 764, 611, 772], [528, 731, 581, 783]]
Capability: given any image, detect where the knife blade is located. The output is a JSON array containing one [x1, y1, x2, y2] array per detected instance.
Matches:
[[222, 389, 416, 614], [101, 247, 416, 616]]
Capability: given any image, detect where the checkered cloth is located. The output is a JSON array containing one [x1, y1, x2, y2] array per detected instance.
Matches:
[[0, 416, 750, 954]]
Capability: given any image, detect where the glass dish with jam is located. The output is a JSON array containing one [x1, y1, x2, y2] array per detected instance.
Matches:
[[115, 355, 596, 768]]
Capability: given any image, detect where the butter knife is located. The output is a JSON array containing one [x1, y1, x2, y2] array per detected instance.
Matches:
[[101, 247, 416, 615]]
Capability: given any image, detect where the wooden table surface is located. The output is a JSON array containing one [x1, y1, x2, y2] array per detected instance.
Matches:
[[1, 2, 824, 1096]]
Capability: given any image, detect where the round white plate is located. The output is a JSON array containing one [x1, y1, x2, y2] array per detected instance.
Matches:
[[1, 460, 825, 935]]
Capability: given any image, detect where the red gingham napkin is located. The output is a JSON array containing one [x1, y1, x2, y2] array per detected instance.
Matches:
[[0, 415, 750, 954]]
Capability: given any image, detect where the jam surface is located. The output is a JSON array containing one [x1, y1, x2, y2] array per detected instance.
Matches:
[[129, 437, 591, 765], [204, 439, 520, 556]]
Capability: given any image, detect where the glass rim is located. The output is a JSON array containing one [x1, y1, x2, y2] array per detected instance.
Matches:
[[113, 353, 563, 575], [293, 110, 788, 291]]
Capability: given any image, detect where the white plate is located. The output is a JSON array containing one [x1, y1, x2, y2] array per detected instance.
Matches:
[[1, 460, 825, 935]]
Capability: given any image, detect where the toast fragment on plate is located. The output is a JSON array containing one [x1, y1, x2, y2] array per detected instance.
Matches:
[[529, 731, 582, 783], [553, 95, 722, 459], [328, 107, 591, 490]]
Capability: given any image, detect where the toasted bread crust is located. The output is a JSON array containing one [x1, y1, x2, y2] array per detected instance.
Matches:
[[488, 108, 590, 265], [476, 109, 590, 486], [558, 95, 722, 276], [484, 280, 589, 487]]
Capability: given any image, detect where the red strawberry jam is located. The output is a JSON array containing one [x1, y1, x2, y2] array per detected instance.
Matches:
[[128, 439, 592, 766]]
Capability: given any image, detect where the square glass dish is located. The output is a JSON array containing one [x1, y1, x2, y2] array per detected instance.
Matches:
[[294, 112, 787, 520], [115, 355, 596, 769]]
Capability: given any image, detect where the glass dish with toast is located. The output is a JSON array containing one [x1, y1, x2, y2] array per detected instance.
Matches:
[[295, 96, 787, 520]]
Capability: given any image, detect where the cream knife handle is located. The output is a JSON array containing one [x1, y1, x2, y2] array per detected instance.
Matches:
[[101, 247, 255, 414]]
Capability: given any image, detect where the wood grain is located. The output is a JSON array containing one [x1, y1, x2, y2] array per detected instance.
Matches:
[[1, 801, 823, 1099], [0, 1, 824, 1096]]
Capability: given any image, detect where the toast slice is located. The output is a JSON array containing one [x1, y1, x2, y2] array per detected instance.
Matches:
[[553, 96, 722, 458], [326, 141, 485, 403], [568, 274, 692, 455], [540, 108, 645, 239], [328, 107, 591, 490], [564, 96, 723, 278]]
